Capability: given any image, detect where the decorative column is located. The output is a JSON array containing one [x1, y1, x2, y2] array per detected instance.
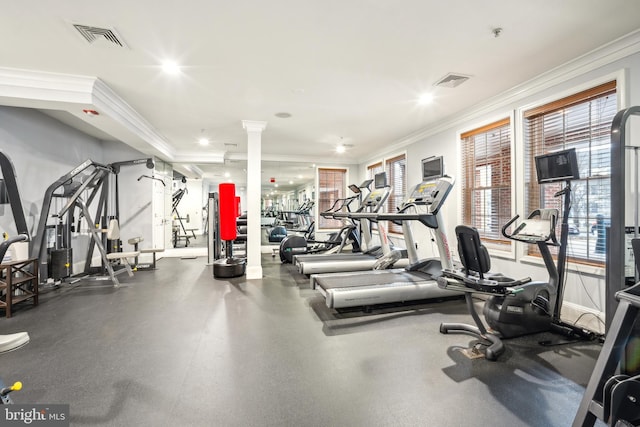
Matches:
[[242, 120, 267, 279]]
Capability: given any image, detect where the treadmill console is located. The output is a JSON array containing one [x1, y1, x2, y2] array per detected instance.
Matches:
[[406, 176, 454, 214], [361, 187, 390, 210]]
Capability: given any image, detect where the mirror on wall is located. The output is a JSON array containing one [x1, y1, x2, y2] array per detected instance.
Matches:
[[168, 160, 317, 253]]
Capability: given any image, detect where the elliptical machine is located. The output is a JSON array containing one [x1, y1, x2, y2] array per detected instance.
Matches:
[[278, 193, 361, 264]]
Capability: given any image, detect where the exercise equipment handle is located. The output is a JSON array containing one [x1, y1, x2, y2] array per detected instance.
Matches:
[[501, 215, 521, 239], [0, 234, 29, 263]]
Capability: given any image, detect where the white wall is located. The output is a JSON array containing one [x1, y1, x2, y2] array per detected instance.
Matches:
[[173, 178, 204, 235], [358, 46, 640, 332], [101, 140, 155, 252]]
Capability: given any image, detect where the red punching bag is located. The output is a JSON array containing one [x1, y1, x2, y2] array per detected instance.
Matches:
[[219, 183, 237, 241], [214, 183, 245, 278]]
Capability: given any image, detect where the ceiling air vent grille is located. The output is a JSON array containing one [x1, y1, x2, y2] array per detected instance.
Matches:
[[73, 24, 127, 48], [434, 73, 471, 88]]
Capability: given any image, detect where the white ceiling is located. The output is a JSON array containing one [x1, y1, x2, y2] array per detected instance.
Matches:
[[1, 1, 639, 194]]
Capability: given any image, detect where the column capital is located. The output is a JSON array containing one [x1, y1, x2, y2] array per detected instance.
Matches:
[[242, 120, 267, 133]]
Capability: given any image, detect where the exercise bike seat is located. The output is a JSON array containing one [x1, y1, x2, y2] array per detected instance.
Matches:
[[439, 225, 531, 294]]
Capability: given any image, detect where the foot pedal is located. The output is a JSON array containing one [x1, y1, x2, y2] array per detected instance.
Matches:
[[459, 345, 486, 360]]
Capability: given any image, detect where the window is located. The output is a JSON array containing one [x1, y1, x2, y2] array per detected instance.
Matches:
[[366, 162, 384, 230], [385, 154, 406, 234], [523, 81, 617, 264], [366, 162, 384, 181], [318, 168, 346, 229], [460, 118, 512, 248]]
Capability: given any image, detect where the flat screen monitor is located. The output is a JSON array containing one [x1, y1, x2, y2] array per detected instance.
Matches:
[[348, 184, 360, 194], [374, 172, 387, 188], [535, 148, 580, 184], [422, 156, 444, 181]]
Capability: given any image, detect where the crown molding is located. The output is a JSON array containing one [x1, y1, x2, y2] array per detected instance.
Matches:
[[172, 151, 225, 163], [0, 67, 94, 105], [365, 29, 640, 164], [242, 120, 268, 132], [228, 151, 357, 166], [92, 78, 175, 159], [0, 66, 178, 161]]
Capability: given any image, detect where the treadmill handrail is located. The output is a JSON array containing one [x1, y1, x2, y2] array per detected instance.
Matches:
[[341, 203, 437, 228], [319, 195, 358, 219]]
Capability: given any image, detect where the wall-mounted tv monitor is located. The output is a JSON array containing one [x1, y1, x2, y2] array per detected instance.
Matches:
[[374, 172, 387, 188], [535, 148, 580, 184], [422, 156, 444, 181]]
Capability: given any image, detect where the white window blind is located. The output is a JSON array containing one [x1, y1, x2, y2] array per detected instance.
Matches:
[[318, 168, 346, 229], [523, 81, 617, 264], [460, 118, 512, 248], [385, 154, 406, 234], [367, 162, 384, 181]]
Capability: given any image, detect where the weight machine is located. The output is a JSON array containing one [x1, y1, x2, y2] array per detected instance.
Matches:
[[30, 158, 154, 286], [574, 106, 640, 426], [171, 188, 196, 247]]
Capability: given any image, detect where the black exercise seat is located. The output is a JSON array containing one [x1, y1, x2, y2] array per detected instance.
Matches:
[[438, 225, 530, 361]]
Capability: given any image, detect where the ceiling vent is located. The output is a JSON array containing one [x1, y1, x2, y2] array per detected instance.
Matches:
[[434, 73, 471, 88], [73, 24, 127, 48]]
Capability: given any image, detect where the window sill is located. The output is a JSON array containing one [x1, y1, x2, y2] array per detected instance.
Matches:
[[520, 255, 605, 277], [487, 247, 515, 261]]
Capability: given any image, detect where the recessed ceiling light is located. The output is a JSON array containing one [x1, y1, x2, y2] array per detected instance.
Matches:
[[297, 175, 303, 179], [162, 60, 181, 74], [289, 180, 293, 185], [336, 145, 346, 154], [198, 138, 210, 146], [418, 93, 435, 105], [275, 112, 292, 118], [224, 172, 230, 178], [274, 183, 279, 188]]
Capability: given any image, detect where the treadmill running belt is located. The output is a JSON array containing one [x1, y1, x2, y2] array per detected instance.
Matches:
[[316, 270, 432, 290]]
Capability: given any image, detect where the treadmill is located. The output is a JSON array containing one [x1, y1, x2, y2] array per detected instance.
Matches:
[[293, 175, 387, 272], [311, 156, 461, 309]]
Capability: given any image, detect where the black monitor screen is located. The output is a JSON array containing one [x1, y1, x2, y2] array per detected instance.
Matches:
[[374, 172, 387, 188], [535, 148, 580, 184], [422, 156, 444, 181]]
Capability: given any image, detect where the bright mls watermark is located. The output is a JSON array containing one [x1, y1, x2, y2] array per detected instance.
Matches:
[[1, 405, 69, 426]]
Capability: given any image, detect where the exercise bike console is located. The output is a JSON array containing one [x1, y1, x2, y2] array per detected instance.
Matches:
[[502, 209, 559, 245]]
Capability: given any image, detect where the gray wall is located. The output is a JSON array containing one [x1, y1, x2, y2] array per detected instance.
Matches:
[[0, 106, 152, 273]]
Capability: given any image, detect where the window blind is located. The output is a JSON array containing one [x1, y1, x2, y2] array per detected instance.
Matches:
[[460, 118, 512, 247], [523, 81, 617, 264], [318, 168, 346, 229], [385, 154, 406, 234], [367, 162, 384, 180]]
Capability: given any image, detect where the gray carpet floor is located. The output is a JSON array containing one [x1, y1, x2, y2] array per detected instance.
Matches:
[[0, 254, 604, 426]]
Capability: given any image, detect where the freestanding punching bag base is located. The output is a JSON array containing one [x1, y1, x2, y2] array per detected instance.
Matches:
[[213, 257, 246, 278], [214, 182, 245, 278]]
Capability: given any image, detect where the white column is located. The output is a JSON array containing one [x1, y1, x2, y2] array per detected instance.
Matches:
[[242, 120, 267, 279]]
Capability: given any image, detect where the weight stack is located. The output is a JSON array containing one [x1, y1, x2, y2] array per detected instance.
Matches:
[[50, 248, 72, 279]]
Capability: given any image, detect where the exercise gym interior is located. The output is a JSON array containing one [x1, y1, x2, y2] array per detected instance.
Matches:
[[1, 3, 640, 426]]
